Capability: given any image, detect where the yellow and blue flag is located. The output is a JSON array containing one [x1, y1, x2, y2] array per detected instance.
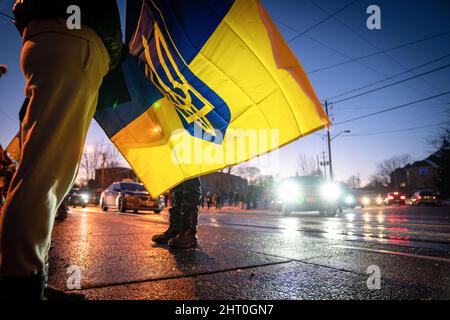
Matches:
[[95, 0, 330, 197], [5, 132, 20, 163]]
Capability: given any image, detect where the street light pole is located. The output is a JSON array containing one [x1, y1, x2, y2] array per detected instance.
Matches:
[[324, 100, 351, 181], [325, 101, 333, 180]]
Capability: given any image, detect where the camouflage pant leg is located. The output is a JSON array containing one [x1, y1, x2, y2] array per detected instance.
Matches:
[[180, 178, 201, 214]]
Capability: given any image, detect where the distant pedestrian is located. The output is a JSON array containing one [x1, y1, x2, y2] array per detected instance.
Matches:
[[212, 192, 217, 208], [245, 188, 252, 210], [263, 188, 270, 209], [200, 191, 205, 208], [206, 192, 212, 209], [234, 192, 240, 207], [216, 192, 223, 209], [164, 193, 169, 208]]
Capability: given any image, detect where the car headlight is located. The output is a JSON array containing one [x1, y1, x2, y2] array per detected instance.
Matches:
[[376, 197, 383, 205], [344, 195, 355, 205], [278, 181, 300, 202], [320, 182, 341, 202], [362, 196, 370, 205], [81, 194, 89, 202]]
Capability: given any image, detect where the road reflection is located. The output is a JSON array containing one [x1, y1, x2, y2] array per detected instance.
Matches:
[[269, 206, 439, 247]]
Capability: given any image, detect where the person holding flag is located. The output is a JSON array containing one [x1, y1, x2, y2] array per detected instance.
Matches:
[[0, 1, 123, 299], [1, 0, 329, 300], [94, 0, 329, 199]]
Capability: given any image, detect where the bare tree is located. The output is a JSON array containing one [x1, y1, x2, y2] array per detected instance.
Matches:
[[436, 135, 450, 197], [104, 145, 124, 168], [346, 175, 361, 188], [79, 145, 102, 184], [365, 174, 385, 189], [429, 118, 450, 197], [235, 165, 261, 185], [424, 108, 450, 149], [296, 153, 321, 176], [221, 165, 236, 175], [374, 154, 412, 185], [77, 142, 126, 186], [210, 173, 229, 195]]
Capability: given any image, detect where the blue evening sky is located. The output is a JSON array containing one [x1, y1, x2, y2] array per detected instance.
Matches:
[[1, 0, 449, 184]]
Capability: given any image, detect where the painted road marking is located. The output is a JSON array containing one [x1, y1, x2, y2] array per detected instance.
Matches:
[[333, 245, 450, 263]]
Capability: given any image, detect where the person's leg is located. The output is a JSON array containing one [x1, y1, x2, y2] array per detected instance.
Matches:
[[169, 179, 201, 249], [152, 188, 182, 245], [0, 19, 109, 294]]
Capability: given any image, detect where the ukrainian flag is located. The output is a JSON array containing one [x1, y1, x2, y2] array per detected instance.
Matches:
[[5, 132, 20, 163], [95, 0, 330, 197]]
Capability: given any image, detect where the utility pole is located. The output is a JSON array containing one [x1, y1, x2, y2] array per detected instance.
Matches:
[[325, 101, 333, 180], [101, 152, 107, 189], [316, 155, 320, 175], [320, 151, 328, 179]]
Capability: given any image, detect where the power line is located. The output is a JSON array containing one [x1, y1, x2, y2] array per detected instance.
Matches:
[[327, 53, 450, 100], [332, 63, 450, 104], [306, 0, 450, 110], [278, 20, 385, 79], [345, 107, 450, 134], [307, 31, 450, 74], [303, 34, 402, 84], [381, 107, 450, 129], [333, 91, 450, 126], [287, 0, 360, 43], [306, 0, 449, 95], [0, 110, 15, 122], [337, 102, 449, 110], [276, 19, 450, 107], [344, 120, 450, 137], [0, 11, 14, 20], [308, 0, 450, 105]]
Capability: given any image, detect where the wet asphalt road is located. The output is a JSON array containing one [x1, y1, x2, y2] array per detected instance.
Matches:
[[48, 204, 450, 299]]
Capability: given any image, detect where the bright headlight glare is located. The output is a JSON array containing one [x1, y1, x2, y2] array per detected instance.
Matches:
[[278, 181, 300, 201], [345, 195, 355, 204], [362, 196, 370, 205], [321, 182, 341, 202], [81, 193, 89, 203]]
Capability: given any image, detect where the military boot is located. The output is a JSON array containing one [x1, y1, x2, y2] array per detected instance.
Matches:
[[152, 208, 181, 244], [168, 210, 199, 249]]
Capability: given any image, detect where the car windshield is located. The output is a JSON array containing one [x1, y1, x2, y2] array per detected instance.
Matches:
[[420, 191, 434, 196], [120, 183, 146, 192]]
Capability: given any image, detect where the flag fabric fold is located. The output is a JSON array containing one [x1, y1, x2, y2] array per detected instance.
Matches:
[[5, 132, 20, 163], [95, 0, 329, 197]]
